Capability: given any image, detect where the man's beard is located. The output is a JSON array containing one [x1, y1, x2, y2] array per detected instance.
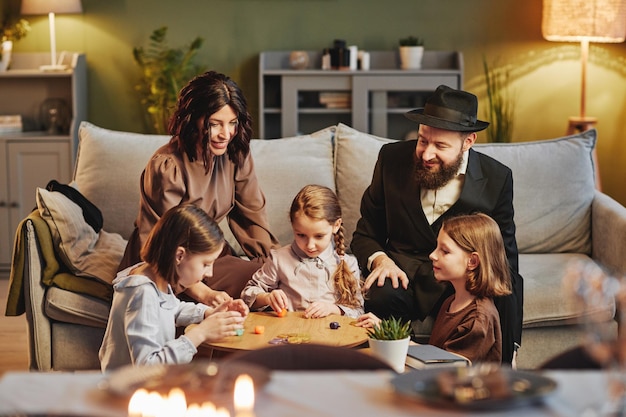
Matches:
[[414, 150, 464, 190]]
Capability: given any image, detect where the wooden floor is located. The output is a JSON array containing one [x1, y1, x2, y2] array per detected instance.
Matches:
[[0, 278, 29, 376]]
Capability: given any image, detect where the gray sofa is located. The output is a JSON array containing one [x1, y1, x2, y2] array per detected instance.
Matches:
[[8, 121, 626, 371]]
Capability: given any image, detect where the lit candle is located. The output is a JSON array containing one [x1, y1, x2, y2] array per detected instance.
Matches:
[[165, 388, 187, 416], [128, 389, 149, 417], [233, 374, 256, 417], [128, 388, 232, 417]]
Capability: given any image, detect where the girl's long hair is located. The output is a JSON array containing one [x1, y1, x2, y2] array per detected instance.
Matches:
[[141, 204, 224, 287], [441, 213, 512, 297]]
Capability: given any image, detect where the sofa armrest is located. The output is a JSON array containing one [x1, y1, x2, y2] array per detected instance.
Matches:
[[592, 190, 626, 275], [23, 219, 54, 371]]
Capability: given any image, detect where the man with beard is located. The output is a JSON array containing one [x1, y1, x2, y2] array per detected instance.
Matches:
[[351, 85, 522, 365]]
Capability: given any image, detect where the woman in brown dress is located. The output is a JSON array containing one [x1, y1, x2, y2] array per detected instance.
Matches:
[[119, 71, 279, 306]]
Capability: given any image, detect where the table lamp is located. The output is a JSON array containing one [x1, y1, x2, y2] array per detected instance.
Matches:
[[20, 0, 83, 71], [542, 0, 626, 134]]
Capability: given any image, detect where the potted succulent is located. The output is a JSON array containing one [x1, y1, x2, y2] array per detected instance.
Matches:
[[367, 316, 412, 372], [0, 15, 30, 71], [398, 36, 424, 70]]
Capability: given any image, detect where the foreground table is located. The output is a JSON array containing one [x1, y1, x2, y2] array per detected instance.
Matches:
[[201, 311, 368, 352], [0, 369, 617, 416]]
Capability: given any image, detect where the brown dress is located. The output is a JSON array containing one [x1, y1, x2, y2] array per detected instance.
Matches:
[[119, 142, 280, 297], [429, 296, 502, 364]]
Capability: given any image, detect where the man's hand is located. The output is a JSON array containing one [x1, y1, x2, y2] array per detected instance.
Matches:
[[363, 254, 409, 291]]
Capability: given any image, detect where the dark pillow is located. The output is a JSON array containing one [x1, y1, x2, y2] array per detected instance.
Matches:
[[46, 179, 103, 232]]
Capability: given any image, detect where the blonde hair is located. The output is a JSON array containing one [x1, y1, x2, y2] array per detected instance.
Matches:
[[289, 184, 361, 308], [141, 204, 224, 287], [441, 213, 512, 297]]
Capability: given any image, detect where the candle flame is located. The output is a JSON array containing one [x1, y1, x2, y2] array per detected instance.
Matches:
[[128, 387, 225, 416], [233, 374, 255, 412]]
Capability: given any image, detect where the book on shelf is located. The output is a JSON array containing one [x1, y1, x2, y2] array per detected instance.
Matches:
[[318, 92, 351, 108], [0, 115, 22, 134], [405, 344, 470, 370]]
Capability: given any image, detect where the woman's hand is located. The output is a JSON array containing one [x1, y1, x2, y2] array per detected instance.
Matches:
[[225, 298, 249, 318], [205, 288, 232, 307], [353, 312, 382, 328], [304, 301, 340, 318]]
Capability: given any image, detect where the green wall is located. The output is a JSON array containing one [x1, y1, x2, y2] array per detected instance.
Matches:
[[6, 0, 626, 206]]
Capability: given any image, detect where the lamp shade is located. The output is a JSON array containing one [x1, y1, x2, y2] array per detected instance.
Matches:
[[21, 0, 83, 15], [542, 0, 626, 42]]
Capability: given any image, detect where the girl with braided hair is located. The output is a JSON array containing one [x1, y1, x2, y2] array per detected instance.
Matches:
[[241, 184, 364, 318]]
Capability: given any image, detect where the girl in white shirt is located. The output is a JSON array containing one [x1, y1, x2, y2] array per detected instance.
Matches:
[[241, 184, 364, 318], [99, 204, 248, 372]]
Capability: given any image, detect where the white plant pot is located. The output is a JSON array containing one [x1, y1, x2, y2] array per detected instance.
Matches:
[[0, 41, 13, 72], [368, 336, 410, 373], [399, 45, 424, 70]]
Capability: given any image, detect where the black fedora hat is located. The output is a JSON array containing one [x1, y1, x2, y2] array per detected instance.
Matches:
[[405, 85, 489, 132]]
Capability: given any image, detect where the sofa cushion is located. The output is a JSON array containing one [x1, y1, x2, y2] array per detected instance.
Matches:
[[520, 253, 615, 328], [476, 130, 596, 254], [74, 122, 170, 240], [334, 123, 397, 249], [243, 126, 336, 250], [36, 187, 126, 286], [45, 286, 110, 328]]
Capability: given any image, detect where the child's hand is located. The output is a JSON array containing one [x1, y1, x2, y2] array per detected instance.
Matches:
[[268, 290, 289, 313], [187, 311, 245, 345], [353, 312, 382, 328], [304, 301, 340, 318]]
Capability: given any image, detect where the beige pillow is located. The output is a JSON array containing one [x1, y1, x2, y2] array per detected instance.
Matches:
[[232, 126, 336, 252], [36, 187, 127, 285], [334, 123, 397, 249], [74, 122, 170, 240]]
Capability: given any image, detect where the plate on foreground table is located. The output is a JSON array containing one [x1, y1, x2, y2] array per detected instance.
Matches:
[[99, 359, 270, 402], [391, 366, 557, 411]]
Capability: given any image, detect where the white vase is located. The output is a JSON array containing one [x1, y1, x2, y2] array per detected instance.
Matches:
[[0, 41, 13, 72], [399, 46, 424, 70], [368, 336, 410, 373]]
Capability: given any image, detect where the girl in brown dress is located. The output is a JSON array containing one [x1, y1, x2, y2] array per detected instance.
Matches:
[[428, 213, 512, 364]]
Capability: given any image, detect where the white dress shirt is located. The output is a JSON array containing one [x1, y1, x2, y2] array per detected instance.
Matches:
[[367, 150, 469, 270]]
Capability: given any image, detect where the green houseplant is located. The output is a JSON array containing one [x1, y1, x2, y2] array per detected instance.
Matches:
[[132, 26, 205, 134], [399, 36, 424, 47], [0, 12, 30, 72], [482, 56, 515, 143], [367, 316, 411, 373], [366, 316, 412, 340], [398, 36, 424, 70]]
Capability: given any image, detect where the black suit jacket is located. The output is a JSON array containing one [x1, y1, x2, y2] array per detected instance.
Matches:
[[351, 140, 523, 358]]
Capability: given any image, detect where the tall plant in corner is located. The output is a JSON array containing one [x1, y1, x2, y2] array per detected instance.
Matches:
[[483, 56, 514, 143], [133, 27, 205, 134]]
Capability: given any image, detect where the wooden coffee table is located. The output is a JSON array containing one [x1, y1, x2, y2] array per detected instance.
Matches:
[[200, 311, 368, 352]]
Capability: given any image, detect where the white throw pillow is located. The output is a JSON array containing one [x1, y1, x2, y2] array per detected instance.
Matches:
[[245, 126, 336, 250], [36, 187, 127, 285]]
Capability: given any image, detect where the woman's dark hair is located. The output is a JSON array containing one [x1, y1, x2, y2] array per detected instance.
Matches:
[[140, 204, 224, 287], [167, 71, 253, 173]]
